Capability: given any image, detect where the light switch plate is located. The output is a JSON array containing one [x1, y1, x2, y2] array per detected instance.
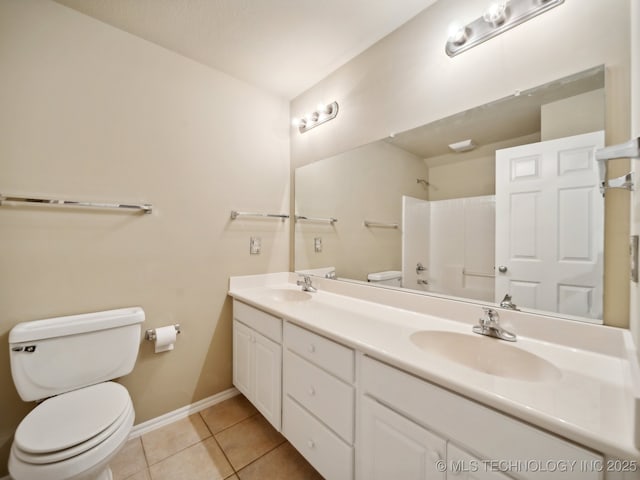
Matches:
[[250, 236, 261, 255], [314, 237, 322, 253]]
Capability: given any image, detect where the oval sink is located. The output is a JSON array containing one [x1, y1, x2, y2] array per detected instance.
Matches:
[[410, 330, 561, 382], [265, 289, 312, 302]]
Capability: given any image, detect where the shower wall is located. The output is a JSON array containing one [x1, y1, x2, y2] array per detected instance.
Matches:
[[402, 195, 495, 301]]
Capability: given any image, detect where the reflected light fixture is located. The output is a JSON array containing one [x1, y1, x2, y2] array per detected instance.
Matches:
[[292, 101, 339, 133], [446, 0, 564, 57], [448, 139, 476, 153]]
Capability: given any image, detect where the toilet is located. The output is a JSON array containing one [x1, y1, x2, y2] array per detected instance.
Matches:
[[8, 307, 144, 480], [367, 270, 402, 287]]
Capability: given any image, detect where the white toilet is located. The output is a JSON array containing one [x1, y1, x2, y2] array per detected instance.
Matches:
[[8, 307, 144, 480], [367, 270, 402, 287]]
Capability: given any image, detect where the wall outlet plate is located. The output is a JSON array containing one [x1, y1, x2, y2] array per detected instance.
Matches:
[[314, 237, 322, 253], [250, 236, 261, 255]]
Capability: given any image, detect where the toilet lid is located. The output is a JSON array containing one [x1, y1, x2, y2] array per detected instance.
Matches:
[[14, 382, 131, 455]]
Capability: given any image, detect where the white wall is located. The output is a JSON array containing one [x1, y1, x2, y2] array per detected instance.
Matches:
[[0, 0, 289, 475]]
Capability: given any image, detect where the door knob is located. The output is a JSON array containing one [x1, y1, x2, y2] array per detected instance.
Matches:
[[498, 265, 508, 273]]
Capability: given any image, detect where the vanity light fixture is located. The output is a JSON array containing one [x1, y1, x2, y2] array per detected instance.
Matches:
[[448, 139, 476, 153], [445, 0, 564, 57], [292, 101, 339, 133]]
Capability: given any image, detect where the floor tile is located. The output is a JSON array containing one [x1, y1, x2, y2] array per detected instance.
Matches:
[[111, 437, 148, 480], [237, 442, 323, 480], [124, 468, 151, 480], [215, 415, 286, 471], [200, 394, 258, 434], [148, 437, 234, 480], [142, 414, 211, 465]]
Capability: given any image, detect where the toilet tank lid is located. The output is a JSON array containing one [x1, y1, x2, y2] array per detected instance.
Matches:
[[367, 270, 402, 281], [9, 307, 145, 344]]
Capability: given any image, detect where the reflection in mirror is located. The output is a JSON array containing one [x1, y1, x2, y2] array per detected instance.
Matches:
[[295, 66, 605, 324]]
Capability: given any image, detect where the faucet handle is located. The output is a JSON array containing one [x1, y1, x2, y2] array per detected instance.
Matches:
[[481, 307, 499, 325]]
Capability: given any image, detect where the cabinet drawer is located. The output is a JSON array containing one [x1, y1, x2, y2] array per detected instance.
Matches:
[[233, 300, 282, 343], [284, 321, 354, 382], [283, 395, 353, 480], [362, 356, 602, 480], [284, 349, 355, 443]]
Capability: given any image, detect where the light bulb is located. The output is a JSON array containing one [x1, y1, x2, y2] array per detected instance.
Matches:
[[316, 103, 328, 113], [448, 24, 469, 45], [483, 1, 508, 27]]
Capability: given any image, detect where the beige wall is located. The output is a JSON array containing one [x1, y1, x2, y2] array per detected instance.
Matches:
[[0, 0, 289, 475], [541, 89, 605, 141], [295, 141, 427, 281], [291, 0, 631, 328], [425, 134, 539, 201]]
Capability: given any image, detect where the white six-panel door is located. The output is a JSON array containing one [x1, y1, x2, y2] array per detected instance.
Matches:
[[495, 131, 604, 321]]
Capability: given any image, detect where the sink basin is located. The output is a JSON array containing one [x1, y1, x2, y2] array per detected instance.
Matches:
[[264, 289, 312, 302], [410, 330, 561, 382]]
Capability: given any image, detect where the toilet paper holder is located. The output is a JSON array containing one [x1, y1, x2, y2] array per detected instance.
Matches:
[[145, 324, 181, 341]]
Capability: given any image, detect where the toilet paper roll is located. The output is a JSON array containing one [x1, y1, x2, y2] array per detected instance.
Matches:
[[154, 326, 177, 353]]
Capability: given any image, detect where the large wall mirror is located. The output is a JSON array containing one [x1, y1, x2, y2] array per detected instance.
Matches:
[[295, 66, 607, 325]]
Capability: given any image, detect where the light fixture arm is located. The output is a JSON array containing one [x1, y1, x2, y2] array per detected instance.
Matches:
[[446, 0, 564, 57]]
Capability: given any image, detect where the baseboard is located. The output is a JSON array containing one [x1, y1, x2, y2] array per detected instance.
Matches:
[[128, 387, 240, 439]]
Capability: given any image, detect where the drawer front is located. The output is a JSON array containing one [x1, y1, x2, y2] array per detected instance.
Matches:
[[284, 349, 355, 443], [284, 321, 354, 382], [283, 395, 353, 480], [361, 356, 603, 480], [233, 299, 282, 343]]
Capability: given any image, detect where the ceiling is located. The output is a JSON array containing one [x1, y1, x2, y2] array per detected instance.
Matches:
[[386, 66, 605, 166], [54, 0, 438, 99]]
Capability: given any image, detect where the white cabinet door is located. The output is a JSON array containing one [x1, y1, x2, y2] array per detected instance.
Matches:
[[495, 130, 604, 320], [232, 319, 282, 430], [253, 332, 282, 429], [447, 444, 513, 480], [232, 319, 253, 398], [359, 396, 446, 480]]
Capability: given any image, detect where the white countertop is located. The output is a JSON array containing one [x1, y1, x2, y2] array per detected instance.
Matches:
[[228, 272, 640, 461]]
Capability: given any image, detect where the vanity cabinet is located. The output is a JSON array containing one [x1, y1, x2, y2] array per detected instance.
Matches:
[[232, 300, 282, 430], [283, 321, 356, 480], [359, 356, 603, 480]]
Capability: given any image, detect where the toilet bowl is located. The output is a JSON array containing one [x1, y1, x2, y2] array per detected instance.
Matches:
[[8, 308, 144, 480], [9, 383, 134, 480]]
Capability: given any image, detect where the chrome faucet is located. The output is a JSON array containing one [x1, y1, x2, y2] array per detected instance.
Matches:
[[499, 293, 519, 310], [296, 274, 317, 293], [472, 307, 516, 342]]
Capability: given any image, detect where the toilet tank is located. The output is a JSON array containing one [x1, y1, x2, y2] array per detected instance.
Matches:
[[367, 270, 402, 287], [9, 307, 144, 402]]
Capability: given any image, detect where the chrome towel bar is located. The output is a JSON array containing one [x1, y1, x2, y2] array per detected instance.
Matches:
[[364, 220, 399, 229], [0, 194, 152, 214], [295, 215, 338, 224], [230, 210, 289, 220]]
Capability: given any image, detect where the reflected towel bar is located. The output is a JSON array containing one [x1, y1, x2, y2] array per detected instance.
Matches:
[[295, 215, 338, 224], [0, 194, 152, 214], [364, 220, 399, 229], [230, 210, 289, 220], [463, 269, 495, 278]]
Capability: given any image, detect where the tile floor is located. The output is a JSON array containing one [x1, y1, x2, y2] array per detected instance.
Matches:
[[111, 394, 324, 480]]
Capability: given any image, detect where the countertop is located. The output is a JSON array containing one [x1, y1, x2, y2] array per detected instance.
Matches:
[[228, 272, 640, 462]]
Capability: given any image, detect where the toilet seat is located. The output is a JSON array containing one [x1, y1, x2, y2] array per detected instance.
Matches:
[[15, 382, 130, 456], [9, 382, 135, 480]]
